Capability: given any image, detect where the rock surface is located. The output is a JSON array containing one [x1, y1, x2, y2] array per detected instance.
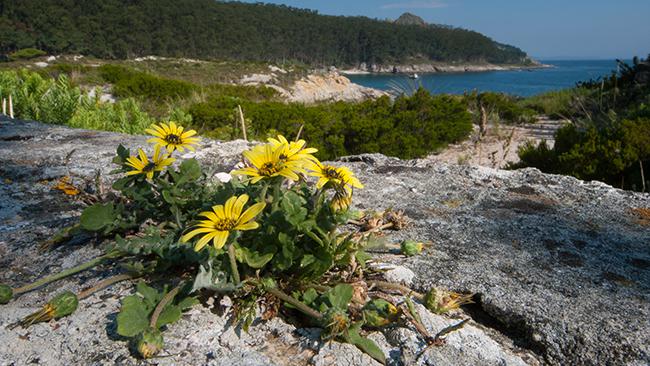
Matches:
[[1, 117, 649, 365], [286, 72, 386, 103]]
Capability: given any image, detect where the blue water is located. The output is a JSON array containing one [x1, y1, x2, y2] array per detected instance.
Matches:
[[347, 60, 622, 97]]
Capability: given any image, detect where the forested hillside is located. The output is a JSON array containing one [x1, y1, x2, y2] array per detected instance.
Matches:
[[0, 0, 528, 66]]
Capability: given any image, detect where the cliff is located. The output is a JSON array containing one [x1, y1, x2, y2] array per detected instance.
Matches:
[[1, 117, 648, 365]]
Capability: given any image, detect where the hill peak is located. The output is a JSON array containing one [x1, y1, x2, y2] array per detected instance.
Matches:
[[395, 12, 427, 26]]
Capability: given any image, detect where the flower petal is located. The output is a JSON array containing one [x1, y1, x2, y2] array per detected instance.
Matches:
[[194, 231, 218, 251], [212, 231, 229, 249], [232, 194, 249, 218], [235, 221, 259, 231], [181, 227, 215, 243], [237, 202, 266, 225]]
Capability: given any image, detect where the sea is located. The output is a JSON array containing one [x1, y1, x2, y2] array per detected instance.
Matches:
[[346, 60, 624, 97]]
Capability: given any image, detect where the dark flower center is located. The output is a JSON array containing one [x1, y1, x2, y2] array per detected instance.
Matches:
[[164, 134, 182, 145], [324, 167, 342, 180], [143, 162, 157, 172], [260, 162, 281, 176], [214, 218, 237, 231]]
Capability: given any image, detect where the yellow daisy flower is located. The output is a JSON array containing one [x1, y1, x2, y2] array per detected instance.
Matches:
[[308, 161, 364, 191], [125, 145, 175, 180], [231, 143, 305, 183], [145, 121, 200, 153], [181, 194, 266, 251], [267, 135, 318, 165]]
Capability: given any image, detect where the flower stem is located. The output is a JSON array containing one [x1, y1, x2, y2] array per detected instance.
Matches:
[[78, 273, 136, 300], [38, 223, 80, 251], [271, 183, 281, 210], [259, 183, 270, 203], [227, 243, 241, 285], [369, 280, 424, 301], [13, 251, 121, 296], [266, 286, 323, 320], [149, 282, 184, 329]]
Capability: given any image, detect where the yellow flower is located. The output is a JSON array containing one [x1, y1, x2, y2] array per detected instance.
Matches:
[[267, 135, 318, 165], [125, 145, 175, 180], [308, 161, 363, 191], [145, 121, 200, 153], [231, 143, 306, 183], [330, 190, 353, 212], [181, 194, 266, 251]]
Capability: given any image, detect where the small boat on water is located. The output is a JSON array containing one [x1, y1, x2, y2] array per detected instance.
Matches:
[[409, 73, 419, 79]]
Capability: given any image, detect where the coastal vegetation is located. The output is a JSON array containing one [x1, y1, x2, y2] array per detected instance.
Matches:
[[0, 65, 472, 160], [0, 0, 528, 66], [512, 56, 650, 192]]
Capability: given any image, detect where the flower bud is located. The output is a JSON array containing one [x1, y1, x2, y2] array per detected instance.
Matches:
[[19, 291, 79, 327], [400, 240, 424, 256], [0, 285, 13, 304], [322, 308, 350, 338], [424, 288, 473, 314], [50, 291, 79, 319], [362, 299, 399, 327], [136, 328, 164, 359]]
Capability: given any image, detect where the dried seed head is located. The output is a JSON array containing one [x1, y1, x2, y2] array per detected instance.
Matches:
[[383, 209, 409, 230], [363, 216, 384, 231], [350, 281, 369, 308]]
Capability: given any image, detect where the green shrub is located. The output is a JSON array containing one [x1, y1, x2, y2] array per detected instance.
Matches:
[[465, 91, 536, 124], [8, 48, 46, 61], [0, 70, 81, 124], [519, 88, 590, 119], [69, 97, 153, 134], [189, 88, 473, 160], [512, 56, 650, 191], [99, 65, 195, 100]]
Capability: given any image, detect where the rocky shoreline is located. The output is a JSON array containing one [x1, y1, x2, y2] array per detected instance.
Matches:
[[340, 62, 552, 75]]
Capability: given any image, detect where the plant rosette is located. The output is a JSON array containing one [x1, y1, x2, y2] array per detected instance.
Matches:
[[2, 123, 472, 363]]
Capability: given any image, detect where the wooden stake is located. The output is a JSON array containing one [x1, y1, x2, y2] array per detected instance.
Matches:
[[640, 160, 646, 193], [237, 104, 247, 141], [295, 123, 304, 141], [9, 94, 13, 118]]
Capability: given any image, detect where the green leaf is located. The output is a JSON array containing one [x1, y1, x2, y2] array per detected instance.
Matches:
[[116, 144, 130, 160], [404, 296, 422, 324], [136, 282, 161, 309], [281, 191, 308, 226], [80, 203, 116, 231], [302, 288, 318, 305], [327, 284, 353, 310], [300, 254, 316, 268], [345, 323, 386, 365], [162, 190, 177, 204], [241, 248, 274, 269], [179, 158, 201, 183], [191, 263, 237, 293], [177, 296, 199, 310], [116, 295, 150, 337], [155, 305, 182, 328]]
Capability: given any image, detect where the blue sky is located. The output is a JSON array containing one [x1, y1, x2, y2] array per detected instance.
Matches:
[[238, 0, 650, 60]]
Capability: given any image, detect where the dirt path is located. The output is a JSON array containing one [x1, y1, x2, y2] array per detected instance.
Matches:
[[426, 117, 566, 168]]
